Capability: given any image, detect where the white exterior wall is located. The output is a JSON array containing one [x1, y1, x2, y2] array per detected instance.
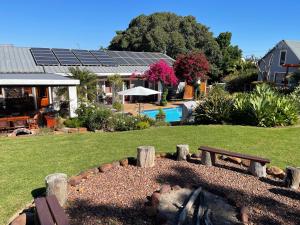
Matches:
[[68, 86, 78, 118]]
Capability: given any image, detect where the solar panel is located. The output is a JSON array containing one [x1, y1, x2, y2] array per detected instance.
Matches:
[[72, 49, 101, 66], [31, 48, 60, 66], [52, 48, 81, 66], [90, 50, 118, 66]]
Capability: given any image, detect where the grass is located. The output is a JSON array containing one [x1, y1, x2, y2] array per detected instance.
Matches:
[[1, 125, 300, 224]]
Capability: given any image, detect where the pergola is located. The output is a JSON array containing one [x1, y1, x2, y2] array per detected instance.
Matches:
[[0, 73, 80, 117]]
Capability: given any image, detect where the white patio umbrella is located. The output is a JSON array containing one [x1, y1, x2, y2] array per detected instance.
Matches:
[[118, 86, 161, 114]]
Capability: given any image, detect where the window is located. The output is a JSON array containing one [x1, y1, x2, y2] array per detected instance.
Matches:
[[279, 51, 287, 65]]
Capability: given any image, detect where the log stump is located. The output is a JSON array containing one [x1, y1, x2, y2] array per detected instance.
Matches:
[[45, 173, 68, 206], [201, 151, 216, 166], [284, 166, 300, 190], [137, 146, 155, 168], [249, 161, 266, 177], [176, 144, 189, 161]]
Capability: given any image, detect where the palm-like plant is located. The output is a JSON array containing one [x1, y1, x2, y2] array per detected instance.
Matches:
[[107, 74, 123, 103]]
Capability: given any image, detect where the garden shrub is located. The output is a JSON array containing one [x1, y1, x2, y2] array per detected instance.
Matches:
[[156, 108, 166, 121], [225, 71, 257, 93], [112, 101, 122, 111], [232, 84, 298, 127], [194, 85, 233, 124], [291, 85, 300, 112], [64, 118, 83, 128], [108, 114, 137, 131], [136, 121, 150, 130]]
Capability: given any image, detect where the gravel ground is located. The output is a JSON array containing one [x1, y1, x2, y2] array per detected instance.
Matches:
[[67, 158, 300, 225]]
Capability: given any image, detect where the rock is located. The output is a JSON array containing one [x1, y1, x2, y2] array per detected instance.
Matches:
[[284, 166, 300, 190], [267, 166, 285, 178], [79, 171, 89, 179], [120, 158, 129, 167], [160, 153, 167, 158], [241, 159, 251, 167], [86, 167, 99, 174], [160, 184, 171, 194], [99, 163, 113, 172], [10, 214, 26, 225], [172, 185, 182, 191], [191, 153, 201, 158], [151, 192, 161, 207], [240, 206, 249, 224], [155, 153, 161, 158], [45, 173, 68, 206], [249, 161, 266, 178], [112, 161, 120, 168], [68, 176, 82, 186], [145, 206, 157, 217], [227, 156, 242, 164]]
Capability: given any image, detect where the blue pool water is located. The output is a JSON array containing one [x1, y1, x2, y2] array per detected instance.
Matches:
[[142, 107, 182, 122]]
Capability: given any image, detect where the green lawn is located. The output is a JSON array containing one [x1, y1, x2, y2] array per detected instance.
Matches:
[[1, 125, 300, 224]]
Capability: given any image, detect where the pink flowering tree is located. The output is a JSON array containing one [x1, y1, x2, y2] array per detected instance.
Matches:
[[144, 60, 178, 106]]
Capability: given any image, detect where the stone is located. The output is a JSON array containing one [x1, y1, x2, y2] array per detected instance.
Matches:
[[227, 156, 242, 164], [112, 161, 120, 168], [160, 184, 171, 194], [137, 146, 155, 168], [172, 185, 182, 191], [176, 144, 189, 161], [119, 158, 129, 167], [79, 171, 89, 179], [249, 161, 266, 177], [160, 153, 167, 158], [68, 176, 81, 186], [191, 153, 201, 158], [86, 167, 99, 174], [155, 153, 161, 158], [267, 166, 285, 178], [45, 173, 68, 206], [99, 163, 113, 172], [151, 192, 161, 207], [241, 159, 251, 167], [240, 206, 249, 224]]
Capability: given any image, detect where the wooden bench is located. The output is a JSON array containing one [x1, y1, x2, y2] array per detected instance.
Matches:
[[199, 146, 271, 177], [35, 195, 69, 225]]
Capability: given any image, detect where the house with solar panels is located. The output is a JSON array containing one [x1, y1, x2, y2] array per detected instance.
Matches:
[[0, 44, 174, 119]]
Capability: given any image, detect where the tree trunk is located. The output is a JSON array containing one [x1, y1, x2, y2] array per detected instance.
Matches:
[[137, 146, 155, 168], [249, 161, 266, 177], [176, 144, 189, 161], [284, 166, 300, 190], [201, 151, 216, 166], [45, 173, 68, 206]]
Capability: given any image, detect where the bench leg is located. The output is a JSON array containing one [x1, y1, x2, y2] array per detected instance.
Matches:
[[201, 151, 216, 166], [249, 161, 266, 177]]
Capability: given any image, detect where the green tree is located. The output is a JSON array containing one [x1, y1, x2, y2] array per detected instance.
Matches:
[[109, 12, 222, 78], [215, 32, 243, 79], [107, 74, 123, 104]]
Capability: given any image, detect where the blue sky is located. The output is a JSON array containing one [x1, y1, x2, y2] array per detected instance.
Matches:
[[0, 0, 299, 57]]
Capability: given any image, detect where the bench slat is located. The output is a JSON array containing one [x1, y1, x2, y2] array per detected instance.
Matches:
[[35, 197, 55, 225], [46, 195, 69, 225], [199, 146, 270, 164]]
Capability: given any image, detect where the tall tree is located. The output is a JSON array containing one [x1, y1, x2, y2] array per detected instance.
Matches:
[[215, 32, 243, 79], [109, 12, 222, 79], [143, 60, 178, 106]]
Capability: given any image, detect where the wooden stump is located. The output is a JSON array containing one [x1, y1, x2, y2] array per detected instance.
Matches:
[[249, 161, 266, 177], [137, 146, 155, 168], [201, 151, 216, 166], [45, 173, 68, 206], [176, 144, 189, 161], [284, 166, 300, 190]]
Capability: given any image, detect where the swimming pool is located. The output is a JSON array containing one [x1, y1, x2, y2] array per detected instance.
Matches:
[[142, 107, 182, 122]]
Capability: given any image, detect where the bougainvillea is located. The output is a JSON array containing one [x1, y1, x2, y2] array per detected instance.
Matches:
[[144, 60, 178, 86], [174, 52, 210, 85], [143, 60, 178, 106]]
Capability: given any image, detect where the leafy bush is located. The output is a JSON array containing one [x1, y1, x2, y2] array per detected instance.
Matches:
[[64, 118, 83, 128], [156, 108, 166, 121], [232, 84, 298, 127], [136, 121, 150, 130], [112, 102, 122, 111], [194, 85, 233, 124], [108, 114, 138, 131], [76, 104, 112, 131], [291, 85, 300, 112], [225, 71, 257, 93]]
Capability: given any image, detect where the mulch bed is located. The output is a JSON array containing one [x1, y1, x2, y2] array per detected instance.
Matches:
[[66, 158, 300, 225]]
